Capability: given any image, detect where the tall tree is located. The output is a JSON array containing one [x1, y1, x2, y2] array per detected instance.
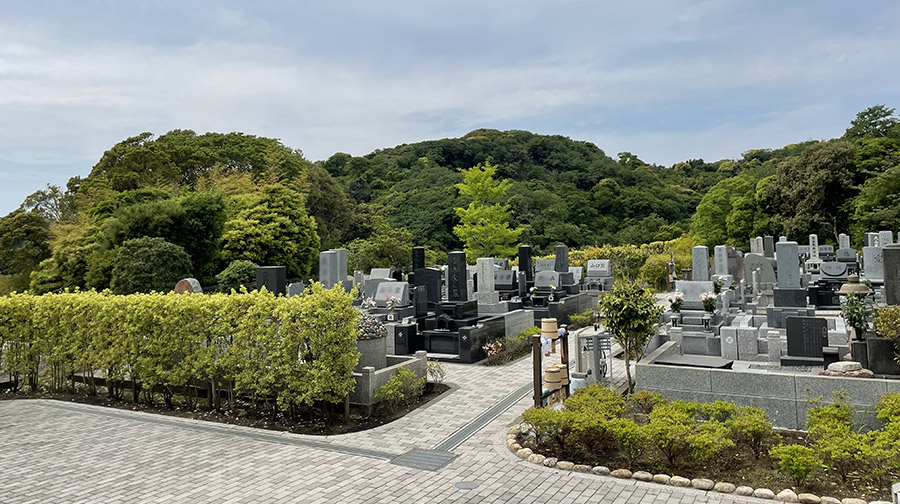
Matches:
[[599, 279, 662, 394], [453, 161, 523, 261], [0, 210, 52, 292], [843, 105, 898, 140]]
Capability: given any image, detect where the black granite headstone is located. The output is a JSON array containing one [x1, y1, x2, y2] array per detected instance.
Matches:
[[413, 285, 428, 317], [414, 267, 441, 305], [256, 266, 286, 295], [448, 251, 467, 301], [884, 244, 900, 305], [554, 244, 569, 273], [517, 271, 527, 298], [518, 245, 533, 282], [763, 236, 775, 258], [412, 246, 426, 271], [785, 317, 827, 358]]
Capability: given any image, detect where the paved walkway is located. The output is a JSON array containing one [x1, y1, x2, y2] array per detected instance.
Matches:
[[0, 334, 770, 504]]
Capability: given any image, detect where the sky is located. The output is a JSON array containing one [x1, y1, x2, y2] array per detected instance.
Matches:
[[1, 0, 899, 215]]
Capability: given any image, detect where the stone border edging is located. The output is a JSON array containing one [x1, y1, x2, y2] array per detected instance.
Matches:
[[504, 422, 887, 504]]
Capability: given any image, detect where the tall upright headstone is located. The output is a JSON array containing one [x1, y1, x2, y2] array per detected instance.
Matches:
[[863, 246, 885, 282], [879, 230, 895, 246], [518, 245, 533, 282], [713, 245, 728, 277], [319, 250, 339, 288], [778, 236, 788, 243], [776, 241, 800, 288], [884, 244, 900, 305], [412, 246, 426, 271], [474, 257, 499, 305], [809, 235, 820, 260], [332, 248, 348, 283], [692, 246, 710, 282], [256, 266, 287, 295], [554, 244, 569, 273], [763, 236, 775, 258], [838, 233, 851, 250], [750, 238, 761, 254], [447, 251, 467, 301]]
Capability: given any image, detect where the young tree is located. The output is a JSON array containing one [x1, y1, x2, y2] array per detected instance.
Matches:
[[453, 161, 523, 262], [109, 237, 193, 294], [599, 279, 662, 394]]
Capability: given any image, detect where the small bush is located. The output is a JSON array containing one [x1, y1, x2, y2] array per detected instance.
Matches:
[[564, 384, 625, 420], [215, 259, 258, 289], [375, 366, 424, 413], [426, 359, 445, 384], [875, 392, 900, 426], [568, 309, 595, 330], [699, 400, 738, 423], [482, 326, 539, 366], [731, 406, 774, 459], [627, 390, 668, 416], [609, 418, 650, 468], [770, 444, 819, 488], [522, 407, 577, 452], [647, 401, 698, 468], [689, 421, 735, 463]]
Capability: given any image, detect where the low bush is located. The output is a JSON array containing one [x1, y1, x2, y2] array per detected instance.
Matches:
[[425, 359, 446, 384], [565, 384, 625, 419], [770, 444, 819, 488], [567, 309, 596, 330], [731, 406, 775, 459], [375, 366, 424, 413], [522, 407, 577, 453], [626, 390, 667, 416], [875, 392, 900, 426], [482, 326, 539, 366], [699, 400, 738, 423], [608, 418, 650, 468]]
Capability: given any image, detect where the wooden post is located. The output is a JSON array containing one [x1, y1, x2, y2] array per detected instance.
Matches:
[[532, 334, 542, 408], [561, 330, 570, 399]]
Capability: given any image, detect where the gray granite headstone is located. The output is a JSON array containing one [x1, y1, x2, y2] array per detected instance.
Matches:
[[778, 236, 787, 243], [820, 262, 848, 278], [534, 270, 560, 288], [692, 246, 710, 282], [838, 233, 851, 250], [674, 280, 715, 307], [865, 232, 878, 247], [353, 270, 365, 288], [568, 266, 583, 284], [776, 241, 800, 288], [535, 259, 555, 272], [750, 237, 762, 254], [375, 282, 410, 307], [713, 245, 728, 276], [370, 268, 392, 279], [884, 244, 900, 305], [836, 248, 857, 262], [808, 235, 820, 260], [494, 270, 515, 290], [319, 250, 339, 288], [287, 282, 305, 297], [880, 230, 895, 246], [863, 246, 884, 281], [475, 257, 499, 305], [554, 244, 569, 273], [743, 254, 776, 285], [763, 236, 775, 258], [492, 258, 509, 270], [447, 251, 467, 301], [332, 248, 348, 283], [518, 245, 533, 282], [587, 260, 611, 277]]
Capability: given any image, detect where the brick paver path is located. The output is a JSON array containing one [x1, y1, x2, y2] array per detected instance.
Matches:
[[0, 333, 770, 503]]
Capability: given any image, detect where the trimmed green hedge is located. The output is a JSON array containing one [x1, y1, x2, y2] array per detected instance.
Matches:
[[0, 283, 359, 412]]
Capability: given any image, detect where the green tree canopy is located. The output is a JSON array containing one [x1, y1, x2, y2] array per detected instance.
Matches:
[[454, 161, 523, 261], [599, 279, 662, 394], [110, 237, 193, 294], [0, 210, 52, 293]]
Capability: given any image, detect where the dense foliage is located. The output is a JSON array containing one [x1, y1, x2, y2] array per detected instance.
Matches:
[[0, 284, 360, 414], [598, 279, 663, 393]]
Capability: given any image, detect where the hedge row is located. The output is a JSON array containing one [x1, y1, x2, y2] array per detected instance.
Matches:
[[0, 284, 360, 412]]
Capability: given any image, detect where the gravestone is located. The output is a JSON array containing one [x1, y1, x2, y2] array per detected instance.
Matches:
[[692, 246, 710, 282], [778, 235, 787, 243], [726, 246, 745, 281], [353, 270, 365, 288], [713, 245, 728, 277], [884, 244, 900, 305], [863, 246, 884, 282], [413, 285, 428, 317], [743, 254, 777, 285], [587, 260, 611, 277], [256, 266, 286, 295], [517, 271, 527, 298], [412, 246, 426, 271], [568, 266, 583, 284], [494, 270, 515, 290], [820, 262, 848, 278], [287, 282, 305, 297], [750, 237, 762, 254], [492, 258, 509, 270], [880, 230, 895, 246], [370, 268, 392, 279], [554, 244, 569, 273], [375, 282, 410, 308], [319, 250, 339, 288], [474, 257, 499, 305], [414, 267, 442, 306], [364, 278, 393, 301], [447, 252, 467, 301], [838, 233, 851, 250], [782, 316, 828, 365], [535, 259, 555, 272], [674, 280, 714, 310], [836, 248, 857, 262], [518, 245, 533, 282], [866, 232, 879, 247], [534, 270, 560, 288], [776, 241, 800, 288], [763, 236, 775, 258], [332, 248, 348, 283], [809, 235, 820, 260], [174, 278, 202, 294], [818, 245, 834, 260]]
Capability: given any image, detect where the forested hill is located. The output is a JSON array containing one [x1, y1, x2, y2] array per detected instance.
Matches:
[[321, 128, 752, 251], [2, 105, 898, 295]]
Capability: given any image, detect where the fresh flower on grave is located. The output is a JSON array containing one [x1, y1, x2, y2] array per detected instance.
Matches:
[[700, 292, 716, 313], [669, 293, 684, 313], [549, 284, 555, 291], [385, 295, 399, 311]]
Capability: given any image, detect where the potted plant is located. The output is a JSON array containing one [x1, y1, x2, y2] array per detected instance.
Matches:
[[669, 293, 683, 327], [700, 292, 716, 330], [840, 292, 870, 341]]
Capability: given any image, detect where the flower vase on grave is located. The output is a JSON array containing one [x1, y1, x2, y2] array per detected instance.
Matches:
[[670, 313, 680, 327]]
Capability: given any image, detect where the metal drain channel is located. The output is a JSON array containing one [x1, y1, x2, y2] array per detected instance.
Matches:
[[432, 382, 532, 452], [35, 401, 398, 461]]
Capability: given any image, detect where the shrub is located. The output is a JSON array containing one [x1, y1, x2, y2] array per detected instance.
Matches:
[[568, 309, 595, 330], [647, 401, 698, 468], [770, 444, 819, 488], [482, 326, 538, 366], [874, 306, 900, 353], [627, 390, 667, 416], [841, 292, 872, 338], [875, 392, 900, 426], [731, 407, 775, 459], [215, 259, 258, 289], [806, 392, 855, 437], [689, 421, 735, 463], [522, 407, 577, 452], [110, 237, 193, 294], [375, 366, 424, 413], [564, 384, 625, 420], [426, 359, 445, 384], [609, 418, 650, 468], [569, 415, 616, 462], [699, 400, 738, 423]]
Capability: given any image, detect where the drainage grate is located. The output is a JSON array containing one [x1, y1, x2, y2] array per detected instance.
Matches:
[[454, 481, 479, 490], [432, 382, 532, 452], [390, 449, 458, 471]]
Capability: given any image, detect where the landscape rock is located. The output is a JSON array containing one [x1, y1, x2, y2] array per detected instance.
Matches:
[[632, 471, 652, 482], [507, 426, 519, 436], [828, 361, 862, 372], [776, 489, 799, 502], [652, 474, 671, 485], [556, 461, 575, 471], [508, 442, 521, 452], [691, 478, 715, 491], [735, 486, 754, 496], [610, 469, 632, 479], [840, 499, 866, 504], [821, 369, 875, 378], [754, 488, 776, 499], [542, 457, 558, 468], [714, 482, 736, 493], [669, 476, 691, 487], [797, 493, 820, 504], [591, 466, 610, 476], [819, 498, 840, 504], [866, 501, 892, 504], [527, 454, 545, 465], [573, 464, 592, 473], [516, 448, 532, 459]]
